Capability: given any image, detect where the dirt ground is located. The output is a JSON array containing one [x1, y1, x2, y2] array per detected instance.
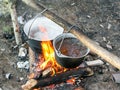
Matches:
[[0, 0, 120, 90]]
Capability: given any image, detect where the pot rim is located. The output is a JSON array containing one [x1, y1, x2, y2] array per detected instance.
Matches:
[[53, 33, 90, 58], [24, 16, 64, 41]]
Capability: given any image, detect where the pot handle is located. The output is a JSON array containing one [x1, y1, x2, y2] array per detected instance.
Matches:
[[57, 25, 75, 54], [27, 8, 48, 39]]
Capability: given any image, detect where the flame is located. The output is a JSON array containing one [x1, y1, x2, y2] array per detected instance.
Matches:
[[40, 38, 66, 75], [29, 25, 67, 79], [39, 25, 66, 75]]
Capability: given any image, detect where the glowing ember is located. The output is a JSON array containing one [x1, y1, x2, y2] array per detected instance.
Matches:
[[66, 78, 76, 84]]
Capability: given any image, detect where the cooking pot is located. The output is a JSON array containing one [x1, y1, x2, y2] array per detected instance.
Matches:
[[53, 33, 90, 68], [24, 16, 64, 53]]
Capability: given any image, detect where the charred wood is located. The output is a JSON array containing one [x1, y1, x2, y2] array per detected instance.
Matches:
[[22, 68, 90, 90], [33, 68, 89, 88]]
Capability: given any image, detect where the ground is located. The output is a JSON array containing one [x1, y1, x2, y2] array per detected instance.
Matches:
[[0, 0, 120, 90]]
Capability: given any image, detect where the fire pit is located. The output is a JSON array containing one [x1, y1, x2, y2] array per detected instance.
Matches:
[[22, 13, 104, 90]]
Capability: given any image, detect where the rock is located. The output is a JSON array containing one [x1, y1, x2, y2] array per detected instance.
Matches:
[[106, 44, 112, 49], [18, 16, 26, 24], [102, 37, 107, 42], [0, 48, 5, 52], [107, 23, 112, 30], [71, 3, 75, 6], [99, 24, 104, 28], [18, 47, 27, 60], [112, 73, 120, 83], [17, 61, 29, 69], [19, 77, 24, 81], [86, 15, 91, 19], [5, 73, 11, 79]]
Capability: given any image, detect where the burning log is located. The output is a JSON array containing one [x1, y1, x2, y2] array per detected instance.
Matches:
[[22, 1, 120, 70], [22, 68, 90, 90], [22, 60, 102, 90]]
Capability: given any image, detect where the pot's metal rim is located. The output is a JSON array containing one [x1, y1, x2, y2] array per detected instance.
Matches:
[[53, 33, 90, 59], [55, 47, 90, 58], [24, 16, 64, 41]]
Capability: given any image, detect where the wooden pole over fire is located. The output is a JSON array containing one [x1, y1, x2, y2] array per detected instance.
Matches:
[[22, 0, 120, 70]]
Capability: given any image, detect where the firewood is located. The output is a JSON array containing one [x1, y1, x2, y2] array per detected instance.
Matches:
[[85, 59, 104, 66], [42, 67, 52, 77], [21, 79, 37, 90], [22, 1, 120, 70], [22, 68, 90, 90], [29, 47, 35, 73]]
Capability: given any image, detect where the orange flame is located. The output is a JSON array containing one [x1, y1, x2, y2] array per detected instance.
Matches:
[[28, 25, 67, 79], [39, 25, 67, 75]]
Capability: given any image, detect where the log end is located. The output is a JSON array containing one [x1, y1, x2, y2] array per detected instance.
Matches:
[[21, 79, 37, 90]]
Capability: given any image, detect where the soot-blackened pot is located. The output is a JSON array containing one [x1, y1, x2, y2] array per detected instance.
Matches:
[[53, 33, 90, 68], [24, 16, 64, 54], [28, 39, 42, 54]]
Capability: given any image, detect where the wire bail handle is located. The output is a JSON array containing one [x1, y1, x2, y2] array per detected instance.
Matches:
[[28, 8, 48, 39], [57, 25, 75, 54]]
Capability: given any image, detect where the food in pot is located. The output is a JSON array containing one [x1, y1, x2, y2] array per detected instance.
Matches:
[[55, 38, 87, 57]]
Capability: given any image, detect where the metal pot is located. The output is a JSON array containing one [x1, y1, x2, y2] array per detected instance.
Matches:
[[24, 16, 64, 53], [28, 39, 42, 53], [53, 33, 90, 68]]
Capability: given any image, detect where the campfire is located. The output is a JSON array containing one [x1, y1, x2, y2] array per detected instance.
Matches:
[[21, 15, 111, 90], [21, 9, 120, 89], [28, 25, 67, 79], [22, 20, 92, 90]]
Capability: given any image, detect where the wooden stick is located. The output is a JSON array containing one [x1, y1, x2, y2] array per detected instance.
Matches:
[[85, 59, 104, 66], [22, 1, 120, 70], [70, 27, 120, 70], [6, 1, 21, 45]]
